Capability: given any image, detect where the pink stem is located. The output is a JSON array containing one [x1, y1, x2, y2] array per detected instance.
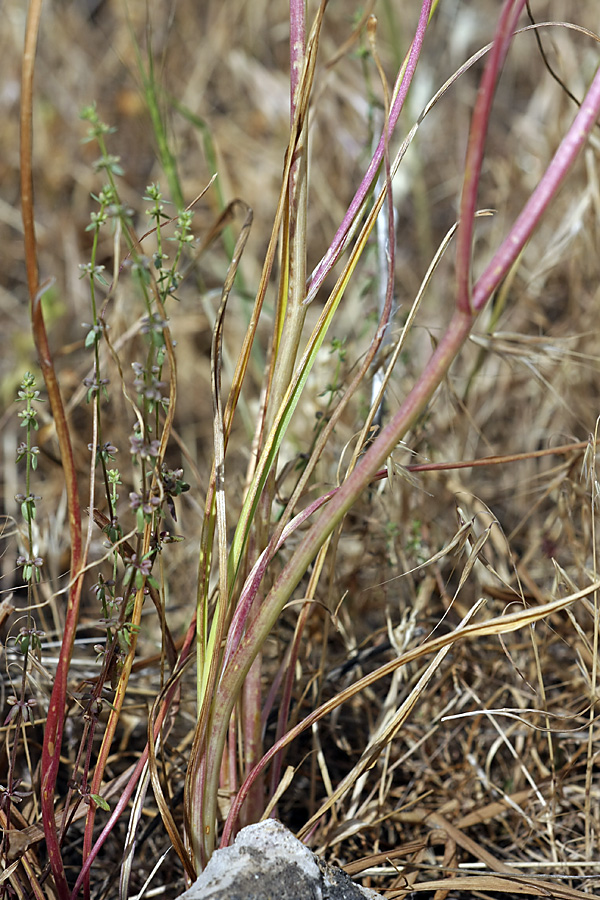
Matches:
[[305, 0, 433, 304]]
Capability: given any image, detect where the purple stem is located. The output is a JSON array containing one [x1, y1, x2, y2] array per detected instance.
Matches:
[[304, 0, 433, 305], [455, 0, 527, 313], [473, 60, 600, 312], [290, 0, 306, 117], [222, 490, 335, 671]]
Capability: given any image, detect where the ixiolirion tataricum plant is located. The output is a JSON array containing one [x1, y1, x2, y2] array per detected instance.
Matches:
[[182, 0, 600, 870], [16, 0, 600, 896]]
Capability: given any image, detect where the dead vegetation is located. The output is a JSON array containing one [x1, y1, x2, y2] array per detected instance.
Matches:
[[1, 1, 600, 898]]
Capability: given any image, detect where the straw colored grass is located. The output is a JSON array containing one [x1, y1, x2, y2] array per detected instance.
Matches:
[[2, 1, 600, 897]]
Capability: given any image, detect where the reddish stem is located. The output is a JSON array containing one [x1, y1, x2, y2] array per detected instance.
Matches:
[[70, 623, 196, 900], [305, 0, 433, 304], [455, 0, 527, 313], [21, 3, 85, 896]]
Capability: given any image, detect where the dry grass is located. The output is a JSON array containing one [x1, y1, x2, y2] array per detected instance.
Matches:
[[2, 1, 600, 898]]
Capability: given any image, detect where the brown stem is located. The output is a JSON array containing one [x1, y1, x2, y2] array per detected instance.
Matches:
[[21, 3, 85, 896]]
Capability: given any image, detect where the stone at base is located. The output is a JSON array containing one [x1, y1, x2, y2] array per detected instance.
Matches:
[[177, 819, 384, 900]]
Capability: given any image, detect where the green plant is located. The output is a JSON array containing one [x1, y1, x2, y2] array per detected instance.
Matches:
[[7, 0, 600, 897]]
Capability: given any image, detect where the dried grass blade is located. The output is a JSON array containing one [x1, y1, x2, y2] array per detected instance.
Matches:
[[196, 202, 253, 702], [148, 705, 196, 884], [211, 201, 253, 620], [455, 524, 493, 594], [297, 600, 485, 839], [223, 579, 600, 840], [388, 875, 593, 898], [186, 201, 253, 867], [118, 765, 151, 900]]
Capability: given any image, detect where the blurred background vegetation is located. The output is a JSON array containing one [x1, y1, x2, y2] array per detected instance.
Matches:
[[2, 2, 600, 897]]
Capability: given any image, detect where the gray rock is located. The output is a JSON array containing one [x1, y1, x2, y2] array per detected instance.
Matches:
[[177, 819, 383, 900]]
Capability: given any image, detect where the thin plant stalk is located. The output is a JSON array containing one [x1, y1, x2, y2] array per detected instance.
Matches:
[[305, 0, 434, 305], [455, 0, 527, 313], [21, 2, 86, 897], [190, 0, 326, 725]]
